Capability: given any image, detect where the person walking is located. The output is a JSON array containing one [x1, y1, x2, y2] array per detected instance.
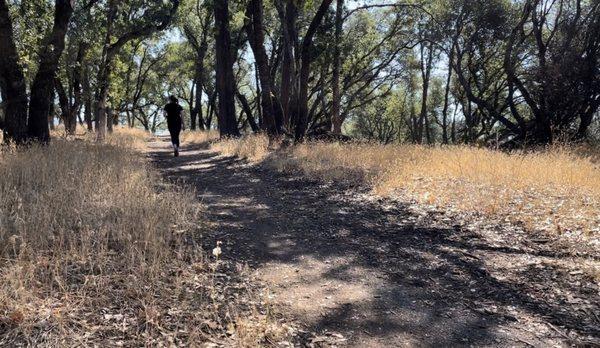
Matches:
[[164, 95, 184, 157]]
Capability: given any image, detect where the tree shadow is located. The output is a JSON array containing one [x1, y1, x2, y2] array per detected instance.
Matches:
[[149, 141, 600, 346]]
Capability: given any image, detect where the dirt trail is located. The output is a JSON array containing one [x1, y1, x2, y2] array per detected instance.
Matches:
[[149, 138, 600, 347]]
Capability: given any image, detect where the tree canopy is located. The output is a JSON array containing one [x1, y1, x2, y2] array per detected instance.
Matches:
[[0, 0, 598, 146]]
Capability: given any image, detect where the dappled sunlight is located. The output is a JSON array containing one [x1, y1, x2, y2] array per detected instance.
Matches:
[[150, 139, 600, 346], [269, 142, 600, 238]]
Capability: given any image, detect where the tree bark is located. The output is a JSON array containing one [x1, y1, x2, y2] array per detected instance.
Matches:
[[440, 46, 453, 144], [213, 0, 240, 137], [417, 42, 434, 144], [48, 91, 56, 131], [278, 0, 298, 131], [245, 0, 283, 136], [27, 0, 74, 143], [189, 80, 197, 130], [294, 0, 334, 142], [0, 0, 29, 144], [55, 77, 71, 132], [331, 0, 343, 134], [95, 0, 117, 141], [82, 65, 93, 131], [107, 106, 114, 133], [65, 43, 86, 135]]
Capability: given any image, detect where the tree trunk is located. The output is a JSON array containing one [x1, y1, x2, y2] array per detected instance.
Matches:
[[95, 0, 117, 141], [213, 0, 240, 137], [441, 47, 453, 144], [0, 0, 29, 144], [417, 42, 434, 144], [48, 93, 56, 131], [96, 66, 110, 141], [192, 64, 206, 130], [82, 65, 93, 131], [206, 89, 217, 130], [246, 0, 283, 136], [331, 0, 343, 134], [279, 0, 297, 131], [64, 42, 86, 135], [254, 63, 263, 128], [190, 80, 197, 130], [294, 0, 333, 142], [107, 106, 114, 133], [194, 48, 208, 131], [27, 0, 74, 143], [55, 77, 74, 133]]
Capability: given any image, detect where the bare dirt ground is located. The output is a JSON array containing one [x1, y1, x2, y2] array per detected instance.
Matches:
[[148, 138, 600, 347]]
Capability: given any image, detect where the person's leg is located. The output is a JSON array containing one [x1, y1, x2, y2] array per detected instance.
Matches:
[[168, 123, 176, 147], [173, 127, 181, 148], [168, 124, 179, 156]]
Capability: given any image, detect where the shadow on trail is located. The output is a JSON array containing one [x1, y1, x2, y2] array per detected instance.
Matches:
[[148, 138, 599, 347]]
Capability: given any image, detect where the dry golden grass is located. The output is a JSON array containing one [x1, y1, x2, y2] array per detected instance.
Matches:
[[211, 133, 271, 161], [50, 124, 153, 149], [106, 126, 153, 149], [181, 129, 220, 144], [208, 135, 599, 237], [0, 131, 292, 346]]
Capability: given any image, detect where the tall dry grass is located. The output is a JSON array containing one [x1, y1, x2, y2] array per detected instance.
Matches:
[[211, 134, 271, 161], [49, 124, 153, 149], [0, 130, 291, 346], [181, 129, 220, 144], [0, 137, 198, 345]]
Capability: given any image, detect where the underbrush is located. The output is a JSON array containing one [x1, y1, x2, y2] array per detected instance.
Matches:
[[210, 134, 600, 238], [0, 131, 291, 346]]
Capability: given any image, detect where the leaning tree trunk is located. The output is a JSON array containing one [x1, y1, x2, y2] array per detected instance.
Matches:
[[236, 91, 260, 133], [0, 0, 29, 144], [213, 0, 240, 137], [27, 0, 74, 143]]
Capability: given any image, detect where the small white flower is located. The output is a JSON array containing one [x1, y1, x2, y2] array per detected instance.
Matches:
[[212, 241, 222, 258]]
